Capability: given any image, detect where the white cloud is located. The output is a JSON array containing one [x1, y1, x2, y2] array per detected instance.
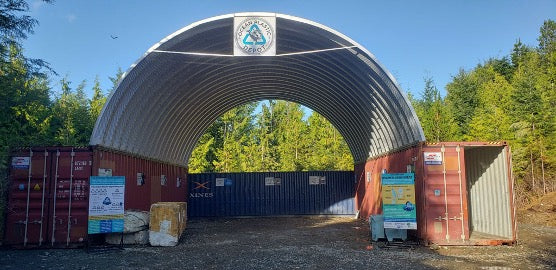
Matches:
[[67, 14, 77, 23]]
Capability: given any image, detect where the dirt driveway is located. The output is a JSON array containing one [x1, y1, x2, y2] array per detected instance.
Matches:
[[1, 217, 555, 269]]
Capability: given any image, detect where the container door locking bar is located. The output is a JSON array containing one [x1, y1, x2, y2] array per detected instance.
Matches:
[[66, 149, 75, 247], [39, 150, 48, 246], [23, 149, 33, 247], [456, 146, 466, 240], [51, 150, 60, 247], [441, 146, 450, 241]]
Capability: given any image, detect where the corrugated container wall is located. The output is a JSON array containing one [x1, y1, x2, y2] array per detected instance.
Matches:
[[4, 147, 188, 248], [355, 142, 516, 246], [188, 171, 355, 217], [5, 148, 92, 248], [91, 148, 188, 211], [465, 146, 515, 241], [354, 147, 420, 221]]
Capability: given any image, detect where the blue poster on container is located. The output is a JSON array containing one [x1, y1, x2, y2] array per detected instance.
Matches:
[[88, 176, 125, 234], [381, 173, 417, 230]]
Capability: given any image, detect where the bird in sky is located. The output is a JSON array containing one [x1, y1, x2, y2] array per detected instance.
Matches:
[[110, 35, 118, 39]]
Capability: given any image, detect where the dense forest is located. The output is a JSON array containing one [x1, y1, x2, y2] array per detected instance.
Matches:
[[0, 0, 555, 212], [409, 19, 556, 202], [188, 101, 353, 173]]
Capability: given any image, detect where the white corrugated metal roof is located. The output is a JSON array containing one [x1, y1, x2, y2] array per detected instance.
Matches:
[[90, 13, 425, 165]]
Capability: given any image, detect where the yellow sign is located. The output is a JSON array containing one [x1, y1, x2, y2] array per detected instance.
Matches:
[[381, 173, 417, 230], [33, 183, 41, 191], [381, 185, 415, 205]]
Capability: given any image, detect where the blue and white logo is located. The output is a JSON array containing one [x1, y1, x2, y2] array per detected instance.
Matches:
[[235, 17, 274, 55]]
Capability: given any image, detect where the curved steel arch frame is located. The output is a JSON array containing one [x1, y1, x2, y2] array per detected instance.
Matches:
[[91, 13, 425, 166]]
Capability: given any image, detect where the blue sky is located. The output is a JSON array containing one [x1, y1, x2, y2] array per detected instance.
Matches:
[[24, 0, 556, 99]]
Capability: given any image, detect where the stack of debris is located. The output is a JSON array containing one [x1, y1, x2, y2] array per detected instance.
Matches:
[[105, 210, 150, 245]]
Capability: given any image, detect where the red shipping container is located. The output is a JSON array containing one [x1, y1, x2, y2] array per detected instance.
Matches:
[[5, 147, 92, 248], [91, 147, 188, 211], [355, 142, 516, 246], [4, 147, 188, 248]]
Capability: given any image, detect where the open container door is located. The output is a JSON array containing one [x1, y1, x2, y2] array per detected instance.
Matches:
[[420, 142, 516, 246], [464, 144, 516, 245]]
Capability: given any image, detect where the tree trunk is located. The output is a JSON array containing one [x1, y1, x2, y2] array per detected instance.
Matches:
[[540, 139, 546, 194], [530, 149, 535, 191], [530, 119, 535, 192]]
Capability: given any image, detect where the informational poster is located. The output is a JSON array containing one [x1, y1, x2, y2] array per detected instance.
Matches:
[[381, 173, 417, 229], [88, 176, 125, 234], [424, 152, 442, 165]]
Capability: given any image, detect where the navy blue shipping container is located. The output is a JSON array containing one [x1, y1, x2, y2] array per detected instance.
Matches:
[[188, 171, 355, 217]]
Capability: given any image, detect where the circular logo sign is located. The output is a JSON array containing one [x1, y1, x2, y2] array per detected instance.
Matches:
[[235, 17, 274, 55]]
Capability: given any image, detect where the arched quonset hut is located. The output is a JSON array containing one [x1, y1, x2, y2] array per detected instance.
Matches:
[[6, 13, 516, 249], [91, 12, 425, 166]]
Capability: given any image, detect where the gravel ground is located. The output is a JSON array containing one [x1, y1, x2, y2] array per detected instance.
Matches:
[[1, 217, 555, 270]]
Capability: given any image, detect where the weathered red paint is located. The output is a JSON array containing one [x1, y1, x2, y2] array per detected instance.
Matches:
[[355, 142, 516, 246], [5, 147, 92, 248], [5, 147, 188, 248], [91, 148, 188, 211], [355, 146, 421, 220]]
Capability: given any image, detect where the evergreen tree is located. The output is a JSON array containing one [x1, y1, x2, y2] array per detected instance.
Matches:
[[274, 101, 307, 171], [511, 39, 531, 68], [50, 78, 91, 146], [108, 67, 124, 93], [189, 121, 222, 173], [188, 133, 215, 173], [0, 0, 53, 239], [414, 77, 456, 142], [213, 103, 256, 172], [305, 112, 352, 170], [538, 20, 556, 56], [510, 51, 544, 191], [255, 101, 280, 171], [468, 66, 513, 141], [0, 0, 52, 66], [534, 19, 556, 193], [445, 69, 479, 139], [89, 76, 106, 124], [0, 43, 52, 149]]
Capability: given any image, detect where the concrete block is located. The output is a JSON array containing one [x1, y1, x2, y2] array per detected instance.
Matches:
[[149, 202, 187, 246]]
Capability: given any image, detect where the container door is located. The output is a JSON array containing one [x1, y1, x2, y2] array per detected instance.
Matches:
[[47, 150, 91, 247], [5, 150, 51, 247], [423, 145, 469, 245]]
